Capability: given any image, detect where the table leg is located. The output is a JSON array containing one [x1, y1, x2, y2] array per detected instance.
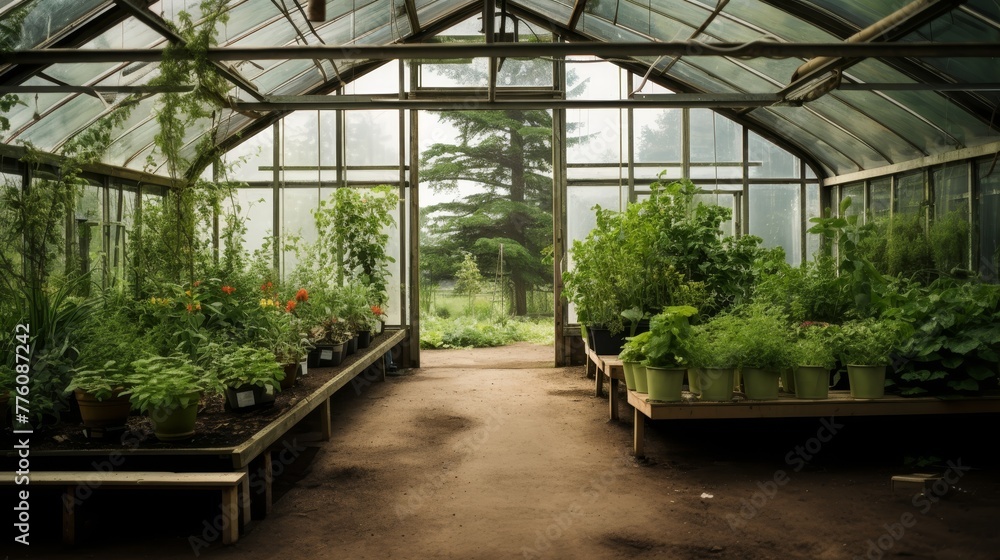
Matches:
[[633, 407, 645, 458], [62, 485, 76, 545], [609, 377, 619, 421], [222, 486, 239, 544], [319, 397, 332, 441], [239, 466, 251, 529]]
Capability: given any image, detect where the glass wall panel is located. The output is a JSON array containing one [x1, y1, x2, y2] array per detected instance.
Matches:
[[842, 182, 865, 220], [749, 184, 801, 265], [634, 108, 682, 165], [978, 160, 1000, 281], [749, 131, 799, 179], [931, 163, 971, 270], [346, 110, 400, 166], [690, 109, 742, 180], [869, 177, 891, 218], [895, 171, 925, 217], [806, 184, 821, 260], [222, 125, 274, 183], [567, 108, 623, 164]]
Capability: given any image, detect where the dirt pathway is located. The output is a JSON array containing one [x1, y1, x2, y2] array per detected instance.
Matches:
[[8, 343, 1000, 559]]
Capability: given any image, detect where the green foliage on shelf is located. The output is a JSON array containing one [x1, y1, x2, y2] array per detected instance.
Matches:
[[836, 318, 906, 367], [125, 355, 216, 413], [65, 361, 128, 402], [643, 306, 698, 368], [793, 324, 839, 370], [619, 331, 652, 363], [204, 343, 283, 391]]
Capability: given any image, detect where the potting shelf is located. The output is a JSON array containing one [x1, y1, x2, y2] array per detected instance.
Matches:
[[627, 389, 1000, 458], [3, 328, 407, 537], [591, 350, 625, 421]]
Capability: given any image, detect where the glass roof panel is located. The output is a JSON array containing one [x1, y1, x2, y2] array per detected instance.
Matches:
[[831, 90, 960, 155], [220, 0, 282, 41], [516, 0, 573, 26], [722, 0, 840, 43], [416, 0, 472, 28], [748, 110, 857, 175], [798, 0, 903, 28], [17, 94, 105, 151], [15, 0, 107, 49], [845, 59, 995, 147], [801, 95, 923, 163], [584, 0, 618, 21], [968, 0, 1000, 23], [765, 105, 889, 170]]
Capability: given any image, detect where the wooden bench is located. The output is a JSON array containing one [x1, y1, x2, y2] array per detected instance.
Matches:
[[592, 352, 626, 421], [627, 390, 1000, 458], [1, 471, 247, 545]]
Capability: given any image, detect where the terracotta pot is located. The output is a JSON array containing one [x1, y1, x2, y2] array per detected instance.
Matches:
[[74, 388, 132, 430]]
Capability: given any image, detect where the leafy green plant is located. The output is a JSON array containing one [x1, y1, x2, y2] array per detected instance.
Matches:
[[66, 361, 128, 402], [729, 306, 796, 370], [686, 318, 739, 369], [885, 279, 1000, 395], [793, 324, 839, 369], [836, 318, 905, 367], [125, 355, 215, 413], [928, 211, 969, 274], [886, 214, 934, 282], [619, 331, 652, 363], [204, 344, 283, 391], [643, 306, 698, 368], [419, 316, 553, 349], [454, 251, 484, 315]]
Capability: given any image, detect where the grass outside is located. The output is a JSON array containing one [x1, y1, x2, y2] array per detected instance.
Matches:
[[419, 289, 554, 349]]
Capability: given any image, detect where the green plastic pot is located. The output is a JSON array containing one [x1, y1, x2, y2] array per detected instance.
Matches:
[[733, 369, 742, 392], [794, 366, 830, 399], [645, 366, 685, 402], [633, 364, 648, 393], [698, 368, 735, 402], [687, 368, 702, 395], [780, 367, 795, 393], [149, 393, 200, 441], [742, 367, 780, 400], [622, 361, 638, 391], [848, 365, 887, 399]]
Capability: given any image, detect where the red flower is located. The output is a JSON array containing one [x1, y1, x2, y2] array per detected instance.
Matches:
[[286, 300, 297, 313], [193, 280, 202, 287], [371, 305, 384, 316], [295, 288, 309, 302], [261, 281, 273, 292], [221, 285, 235, 295]]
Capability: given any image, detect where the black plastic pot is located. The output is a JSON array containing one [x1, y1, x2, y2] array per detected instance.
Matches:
[[346, 335, 358, 356], [587, 327, 628, 355], [224, 384, 276, 411], [308, 344, 344, 367], [358, 330, 372, 349]]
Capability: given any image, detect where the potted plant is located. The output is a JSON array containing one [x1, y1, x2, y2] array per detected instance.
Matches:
[[837, 318, 903, 399], [642, 306, 697, 402], [619, 331, 651, 392], [65, 360, 133, 435], [207, 344, 284, 411], [308, 318, 352, 367], [793, 323, 838, 399], [731, 308, 795, 401], [125, 355, 216, 441], [689, 315, 739, 402], [267, 312, 312, 390]]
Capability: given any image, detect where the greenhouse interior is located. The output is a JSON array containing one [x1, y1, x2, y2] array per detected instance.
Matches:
[[1, 0, 1000, 558]]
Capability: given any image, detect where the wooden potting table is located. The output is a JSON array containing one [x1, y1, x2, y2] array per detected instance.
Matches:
[[4, 329, 407, 542], [627, 390, 1000, 458], [590, 349, 625, 421]]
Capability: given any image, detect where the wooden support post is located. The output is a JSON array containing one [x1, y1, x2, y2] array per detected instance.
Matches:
[[609, 376, 619, 421], [633, 407, 645, 458], [62, 485, 76, 545], [264, 450, 273, 516], [240, 466, 251, 529], [222, 486, 239, 545], [319, 397, 332, 442], [594, 365, 602, 398]]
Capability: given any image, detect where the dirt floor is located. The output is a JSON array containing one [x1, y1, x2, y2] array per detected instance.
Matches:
[[6, 343, 1000, 559]]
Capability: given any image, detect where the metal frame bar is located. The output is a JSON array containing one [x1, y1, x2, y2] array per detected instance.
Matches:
[[4, 42, 997, 64], [822, 140, 1000, 186]]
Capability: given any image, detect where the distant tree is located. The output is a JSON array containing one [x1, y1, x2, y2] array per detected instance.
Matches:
[[421, 59, 585, 316], [453, 251, 483, 314]]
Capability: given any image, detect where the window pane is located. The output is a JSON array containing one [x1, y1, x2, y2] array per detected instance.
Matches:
[[978, 160, 1000, 281], [895, 171, 925, 217], [869, 177, 891, 219], [749, 184, 801, 265], [749, 131, 800, 179], [842, 183, 865, 220]]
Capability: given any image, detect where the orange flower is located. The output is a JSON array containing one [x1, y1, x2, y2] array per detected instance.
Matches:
[[371, 305, 384, 316], [193, 280, 201, 287], [286, 300, 297, 313], [295, 288, 309, 302], [261, 281, 273, 292], [221, 285, 235, 295], [186, 303, 194, 313]]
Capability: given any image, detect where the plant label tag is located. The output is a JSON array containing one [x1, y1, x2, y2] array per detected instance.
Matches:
[[321, 349, 333, 360], [264, 385, 274, 396], [236, 391, 255, 408], [300, 361, 308, 376]]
